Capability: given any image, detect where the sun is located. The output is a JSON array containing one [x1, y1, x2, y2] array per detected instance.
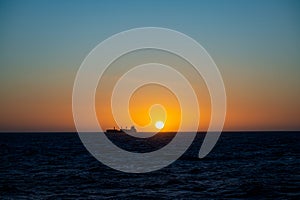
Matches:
[[155, 121, 164, 130]]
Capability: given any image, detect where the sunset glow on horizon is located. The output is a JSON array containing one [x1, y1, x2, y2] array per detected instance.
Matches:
[[0, 0, 300, 132]]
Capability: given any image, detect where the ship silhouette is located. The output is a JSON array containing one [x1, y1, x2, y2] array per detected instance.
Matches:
[[106, 126, 137, 134]]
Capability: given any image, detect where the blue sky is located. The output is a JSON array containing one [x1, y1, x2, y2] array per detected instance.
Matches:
[[0, 0, 300, 131]]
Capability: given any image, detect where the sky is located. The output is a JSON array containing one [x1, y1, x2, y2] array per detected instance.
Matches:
[[0, 0, 300, 132]]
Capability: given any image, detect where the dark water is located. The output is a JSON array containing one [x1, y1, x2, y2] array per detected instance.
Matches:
[[1, 132, 299, 199]]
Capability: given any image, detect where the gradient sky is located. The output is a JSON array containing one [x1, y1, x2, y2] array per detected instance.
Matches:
[[0, 0, 300, 131]]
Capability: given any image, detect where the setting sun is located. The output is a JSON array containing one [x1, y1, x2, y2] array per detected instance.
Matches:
[[155, 121, 164, 129]]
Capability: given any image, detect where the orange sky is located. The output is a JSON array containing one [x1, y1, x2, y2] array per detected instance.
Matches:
[[1, 49, 299, 132], [1, 1, 300, 132]]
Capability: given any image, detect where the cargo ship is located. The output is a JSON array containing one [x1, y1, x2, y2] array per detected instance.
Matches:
[[106, 126, 137, 134]]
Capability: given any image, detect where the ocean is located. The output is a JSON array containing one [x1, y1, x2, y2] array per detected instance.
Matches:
[[1, 132, 299, 199]]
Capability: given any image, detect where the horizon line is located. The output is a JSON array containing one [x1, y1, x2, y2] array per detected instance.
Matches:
[[1, 129, 299, 133]]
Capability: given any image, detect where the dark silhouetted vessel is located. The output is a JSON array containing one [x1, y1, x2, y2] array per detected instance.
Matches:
[[106, 126, 137, 134]]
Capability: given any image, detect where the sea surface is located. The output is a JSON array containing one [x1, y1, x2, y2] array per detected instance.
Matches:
[[1, 132, 299, 199]]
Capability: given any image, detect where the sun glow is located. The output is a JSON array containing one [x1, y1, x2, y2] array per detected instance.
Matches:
[[155, 121, 164, 129]]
